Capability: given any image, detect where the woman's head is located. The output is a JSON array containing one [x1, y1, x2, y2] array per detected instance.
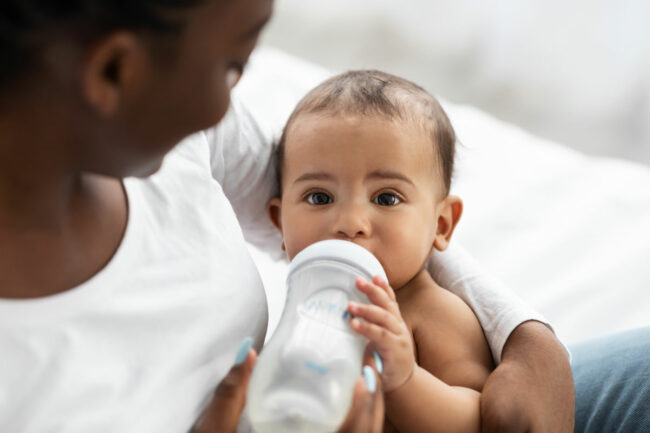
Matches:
[[0, 1, 195, 90], [0, 0, 273, 177]]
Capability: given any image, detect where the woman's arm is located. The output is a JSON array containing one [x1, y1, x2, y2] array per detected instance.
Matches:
[[205, 97, 284, 259], [428, 243, 556, 363], [428, 244, 574, 432], [480, 322, 574, 433]]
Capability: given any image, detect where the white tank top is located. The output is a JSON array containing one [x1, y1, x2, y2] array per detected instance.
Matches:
[[0, 134, 268, 433]]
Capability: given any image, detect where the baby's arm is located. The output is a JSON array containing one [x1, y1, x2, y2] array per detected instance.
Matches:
[[410, 282, 493, 391], [348, 275, 493, 433]]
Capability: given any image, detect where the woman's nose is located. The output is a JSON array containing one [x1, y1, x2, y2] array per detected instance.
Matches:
[[332, 205, 371, 239]]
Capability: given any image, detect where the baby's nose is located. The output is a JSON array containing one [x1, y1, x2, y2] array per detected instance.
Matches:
[[332, 206, 371, 239]]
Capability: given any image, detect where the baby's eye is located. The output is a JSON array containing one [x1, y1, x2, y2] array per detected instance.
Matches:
[[306, 192, 333, 205], [373, 193, 401, 206]]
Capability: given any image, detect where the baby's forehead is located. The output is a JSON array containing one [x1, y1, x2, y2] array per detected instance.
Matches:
[[285, 111, 437, 155], [278, 71, 455, 195], [282, 112, 444, 181]]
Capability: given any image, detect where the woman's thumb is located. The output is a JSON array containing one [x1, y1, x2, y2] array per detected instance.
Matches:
[[193, 338, 258, 433]]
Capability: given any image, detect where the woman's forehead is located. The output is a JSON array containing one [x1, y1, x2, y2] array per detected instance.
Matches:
[[221, 0, 274, 35]]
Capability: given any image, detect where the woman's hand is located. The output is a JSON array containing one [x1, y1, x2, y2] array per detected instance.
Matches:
[[338, 358, 385, 432], [348, 276, 415, 392], [193, 341, 386, 433], [192, 347, 258, 433]]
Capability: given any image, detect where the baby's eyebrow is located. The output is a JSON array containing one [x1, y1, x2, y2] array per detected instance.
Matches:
[[293, 172, 334, 183], [367, 170, 414, 185]]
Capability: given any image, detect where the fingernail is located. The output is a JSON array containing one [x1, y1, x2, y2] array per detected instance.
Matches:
[[234, 336, 253, 366], [373, 351, 383, 375], [363, 365, 376, 393]]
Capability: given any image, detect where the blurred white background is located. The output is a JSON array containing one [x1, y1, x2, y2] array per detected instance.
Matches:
[[244, 2, 650, 344], [260, 0, 650, 166]]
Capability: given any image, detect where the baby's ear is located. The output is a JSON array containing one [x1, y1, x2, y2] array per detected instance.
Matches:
[[267, 197, 283, 232], [433, 195, 463, 251]]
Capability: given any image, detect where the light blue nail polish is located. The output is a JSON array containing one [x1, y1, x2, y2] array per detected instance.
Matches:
[[373, 351, 383, 375], [234, 336, 253, 366], [363, 366, 376, 393]]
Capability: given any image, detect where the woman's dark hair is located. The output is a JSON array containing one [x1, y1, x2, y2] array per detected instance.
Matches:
[[0, 0, 204, 89]]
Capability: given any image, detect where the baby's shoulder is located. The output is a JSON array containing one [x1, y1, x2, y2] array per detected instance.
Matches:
[[397, 270, 472, 327], [397, 270, 494, 390]]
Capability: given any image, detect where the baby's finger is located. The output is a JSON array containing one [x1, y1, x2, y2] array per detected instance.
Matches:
[[350, 317, 397, 351], [356, 277, 399, 315], [372, 275, 396, 302], [348, 301, 402, 335]]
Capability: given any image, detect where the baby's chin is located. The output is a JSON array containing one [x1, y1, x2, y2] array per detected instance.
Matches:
[[388, 277, 410, 292], [386, 267, 430, 292], [382, 268, 409, 291]]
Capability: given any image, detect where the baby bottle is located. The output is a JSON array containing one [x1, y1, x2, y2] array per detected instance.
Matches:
[[246, 239, 386, 433]]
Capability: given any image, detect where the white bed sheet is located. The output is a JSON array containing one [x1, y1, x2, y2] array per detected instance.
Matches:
[[235, 48, 650, 345]]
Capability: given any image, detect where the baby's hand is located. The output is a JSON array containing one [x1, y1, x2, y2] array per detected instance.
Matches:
[[347, 276, 415, 393]]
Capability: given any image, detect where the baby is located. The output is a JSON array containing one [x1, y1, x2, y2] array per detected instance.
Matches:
[[267, 70, 494, 433]]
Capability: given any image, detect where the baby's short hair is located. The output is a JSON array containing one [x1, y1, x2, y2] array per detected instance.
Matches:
[[277, 70, 456, 195]]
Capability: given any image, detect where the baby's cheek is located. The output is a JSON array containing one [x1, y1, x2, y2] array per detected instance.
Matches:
[[386, 232, 433, 287], [283, 229, 328, 261], [283, 236, 308, 261]]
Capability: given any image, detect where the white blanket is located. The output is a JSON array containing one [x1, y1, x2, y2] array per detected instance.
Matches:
[[235, 48, 650, 345]]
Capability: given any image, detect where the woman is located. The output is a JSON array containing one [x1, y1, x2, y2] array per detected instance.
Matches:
[[1, 1, 645, 432]]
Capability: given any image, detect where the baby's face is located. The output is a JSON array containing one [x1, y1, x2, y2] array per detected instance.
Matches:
[[270, 113, 450, 289]]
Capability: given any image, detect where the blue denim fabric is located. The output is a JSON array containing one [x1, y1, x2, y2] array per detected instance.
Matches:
[[571, 327, 650, 433]]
